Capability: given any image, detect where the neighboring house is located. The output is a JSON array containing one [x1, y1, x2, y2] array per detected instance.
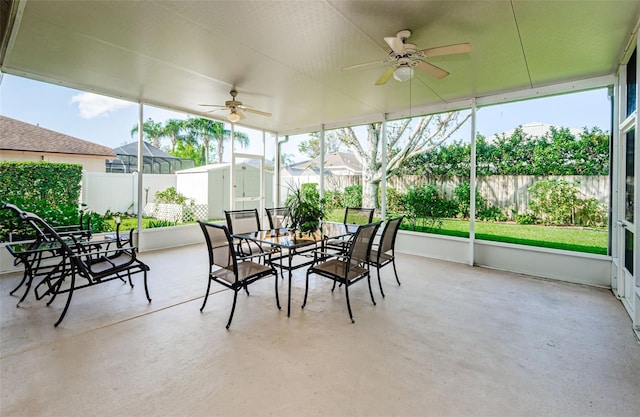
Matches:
[[287, 152, 362, 176], [108, 141, 194, 174], [0, 115, 115, 172], [282, 151, 362, 193]]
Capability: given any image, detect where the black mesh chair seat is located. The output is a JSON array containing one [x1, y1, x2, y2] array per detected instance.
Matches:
[[303, 221, 381, 323]]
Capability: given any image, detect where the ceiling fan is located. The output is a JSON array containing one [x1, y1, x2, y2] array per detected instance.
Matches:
[[199, 89, 272, 123], [342, 29, 472, 85]]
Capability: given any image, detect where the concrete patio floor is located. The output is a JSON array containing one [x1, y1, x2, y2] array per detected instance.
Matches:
[[1, 243, 639, 416]]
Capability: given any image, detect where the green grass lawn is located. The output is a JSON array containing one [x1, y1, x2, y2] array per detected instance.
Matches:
[[107, 211, 608, 255], [402, 218, 608, 255]]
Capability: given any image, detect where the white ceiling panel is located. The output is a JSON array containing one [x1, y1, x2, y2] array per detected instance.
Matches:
[[1, 0, 638, 134]]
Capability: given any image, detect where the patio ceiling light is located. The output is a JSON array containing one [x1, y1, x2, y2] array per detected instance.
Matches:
[[393, 65, 414, 82], [227, 110, 241, 123]]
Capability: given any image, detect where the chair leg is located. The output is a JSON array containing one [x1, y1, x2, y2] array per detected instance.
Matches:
[[392, 258, 401, 285], [302, 271, 310, 308], [274, 273, 281, 310], [9, 271, 28, 296], [344, 283, 355, 323], [200, 278, 212, 312], [54, 271, 76, 327], [143, 270, 152, 302], [376, 265, 385, 298], [367, 274, 377, 306], [226, 290, 239, 329], [331, 280, 337, 292]]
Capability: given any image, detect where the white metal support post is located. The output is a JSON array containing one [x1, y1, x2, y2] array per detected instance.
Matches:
[[469, 99, 477, 266], [319, 125, 325, 200], [136, 103, 144, 232], [381, 114, 388, 220]]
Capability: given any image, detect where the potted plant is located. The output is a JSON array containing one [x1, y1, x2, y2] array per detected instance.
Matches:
[[285, 183, 326, 235]]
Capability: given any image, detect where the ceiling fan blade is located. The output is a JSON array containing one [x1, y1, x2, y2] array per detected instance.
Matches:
[[421, 43, 472, 58], [199, 103, 226, 108], [240, 106, 272, 117], [375, 66, 396, 86], [416, 61, 449, 79], [342, 58, 387, 71], [237, 109, 246, 120], [384, 36, 404, 53]]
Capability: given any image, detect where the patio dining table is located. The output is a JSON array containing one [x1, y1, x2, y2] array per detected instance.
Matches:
[[233, 222, 359, 317]]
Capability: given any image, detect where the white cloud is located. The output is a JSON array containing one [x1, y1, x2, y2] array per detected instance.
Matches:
[[70, 93, 134, 119]]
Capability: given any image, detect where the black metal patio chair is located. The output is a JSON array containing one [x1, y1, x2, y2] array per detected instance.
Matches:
[[198, 221, 280, 329], [325, 207, 375, 253], [303, 221, 381, 323], [369, 215, 404, 297], [265, 207, 292, 229]]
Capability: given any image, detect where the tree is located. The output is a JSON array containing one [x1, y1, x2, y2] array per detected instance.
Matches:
[[162, 118, 186, 153], [184, 118, 250, 164], [130, 118, 164, 148], [337, 112, 471, 208], [297, 131, 345, 159]]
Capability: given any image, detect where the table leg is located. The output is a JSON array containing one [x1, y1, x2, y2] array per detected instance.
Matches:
[[287, 249, 293, 317]]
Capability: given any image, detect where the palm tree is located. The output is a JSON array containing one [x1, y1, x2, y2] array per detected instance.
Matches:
[[185, 117, 250, 164], [161, 118, 186, 153], [130, 118, 163, 148]]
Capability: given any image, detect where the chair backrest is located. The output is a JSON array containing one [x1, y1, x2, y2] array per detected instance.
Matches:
[[344, 207, 375, 225], [379, 215, 404, 254], [347, 222, 381, 265], [265, 207, 291, 229], [224, 209, 261, 235], [198, 221, 236, 274]]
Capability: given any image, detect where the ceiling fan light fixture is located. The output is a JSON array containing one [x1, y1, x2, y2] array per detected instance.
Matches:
[[393, 66, 414, 82], [227, 110, 241, 123]]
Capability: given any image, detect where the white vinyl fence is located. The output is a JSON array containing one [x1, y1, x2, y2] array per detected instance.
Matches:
[[82, 172, 608, 219], [82, 172, 176, 214]]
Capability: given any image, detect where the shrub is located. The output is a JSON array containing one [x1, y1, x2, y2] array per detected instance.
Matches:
[[453, 181, 488, 219], [343, 184, 362, 208], [380, 186, 405, 215], [403, 184, 455, 231], [514, 212, 538, 225], [323, 189, 343, 210], [154, 187, 192, 205], [528, 179, 605, 227]]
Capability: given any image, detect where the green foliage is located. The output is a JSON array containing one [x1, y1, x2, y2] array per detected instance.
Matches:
[[514, 212, 538, 225], [403, 184, 455, 231], [343, 184, 363, 208], [398, 126, 610, 176], [380, 187, 405, 215], [285, 184, 325, 233], [154, 187, 193, 205], [322, 189, 343, 210], [528, 179, 605, 226], [529, 179, 580, 225], [0, 162, 91, 241], [147, 219, 176, 228]]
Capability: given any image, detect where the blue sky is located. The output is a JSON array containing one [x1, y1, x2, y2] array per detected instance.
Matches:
[[1, 73, 612, 152]]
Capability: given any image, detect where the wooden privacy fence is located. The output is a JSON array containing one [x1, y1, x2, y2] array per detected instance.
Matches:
[[324, 174, 609, 214]]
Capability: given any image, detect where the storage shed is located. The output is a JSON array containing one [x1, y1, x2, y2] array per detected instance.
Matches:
[[176, 162, 274, 220]]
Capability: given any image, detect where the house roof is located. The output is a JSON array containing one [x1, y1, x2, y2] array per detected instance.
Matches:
[[290, 152, 362, 173], [113, 141, 175, 158], [0, 1, 636, 134], [0, 115, 115, 157]]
